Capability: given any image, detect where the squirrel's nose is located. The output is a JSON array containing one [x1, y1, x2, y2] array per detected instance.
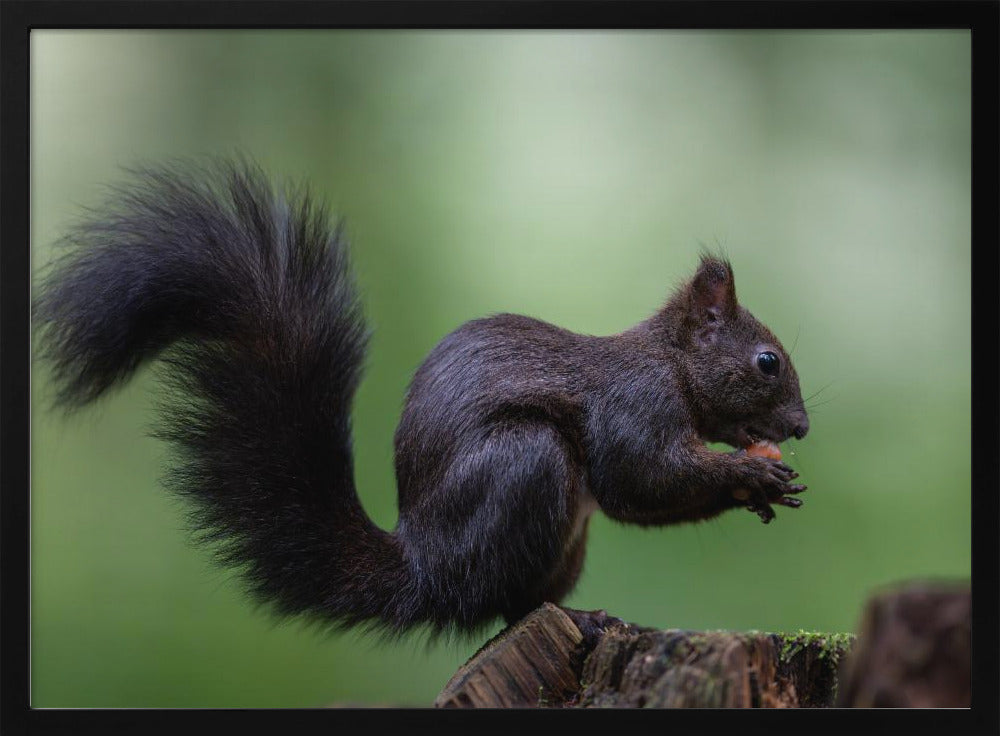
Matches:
[[792, 417, 809, 440]]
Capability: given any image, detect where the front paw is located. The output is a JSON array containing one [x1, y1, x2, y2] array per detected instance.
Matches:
[[733, 457, 807, 524]]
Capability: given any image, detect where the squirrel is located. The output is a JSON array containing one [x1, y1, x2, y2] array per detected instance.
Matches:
[[35, 158, 809, 639]]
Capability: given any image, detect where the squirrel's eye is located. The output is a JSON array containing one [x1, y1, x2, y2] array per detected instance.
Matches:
[[756, 351, 780, 377]]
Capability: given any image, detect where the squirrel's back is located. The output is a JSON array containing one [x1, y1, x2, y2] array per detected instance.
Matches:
[[394, 314, 586, 508]]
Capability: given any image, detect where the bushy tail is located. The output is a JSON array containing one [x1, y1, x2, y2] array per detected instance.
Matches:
[[34, 159, 422, 633]]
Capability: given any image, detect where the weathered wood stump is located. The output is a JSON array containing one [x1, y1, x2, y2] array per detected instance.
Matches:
[[578, 623, 851, 708], [434, 581, 969, 708], [434, 604, 587, 708], [434, 603, 852, 708]]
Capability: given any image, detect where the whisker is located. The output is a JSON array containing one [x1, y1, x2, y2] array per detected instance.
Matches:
[[802, 380, 836, 405], [789, 324, 801, 357], [781, 439, 807, 474], [805, 396, 838, 410]]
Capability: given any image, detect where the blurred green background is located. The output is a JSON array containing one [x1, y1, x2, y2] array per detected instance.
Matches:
[[31, 31, 970, 707]]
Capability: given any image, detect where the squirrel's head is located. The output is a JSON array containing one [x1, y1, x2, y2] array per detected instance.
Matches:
[[665, 256, 809, 450]]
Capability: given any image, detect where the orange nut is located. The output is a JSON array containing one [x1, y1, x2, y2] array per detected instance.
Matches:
[[746, 441, 782, 461]]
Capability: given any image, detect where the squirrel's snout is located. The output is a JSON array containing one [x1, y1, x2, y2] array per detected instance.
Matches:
[[792, 417, 809, 440]]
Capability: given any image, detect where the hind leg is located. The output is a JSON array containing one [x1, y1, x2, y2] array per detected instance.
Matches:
[[403, 421, 584, 631], [500, 510, 594, 625], [501, 517, 622, 642]]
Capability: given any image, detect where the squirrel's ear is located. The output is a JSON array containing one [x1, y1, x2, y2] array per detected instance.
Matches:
[[687, 257, 737, 345]]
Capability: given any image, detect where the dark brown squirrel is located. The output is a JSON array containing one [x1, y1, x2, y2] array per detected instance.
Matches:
[[35, 158, 809, 639]]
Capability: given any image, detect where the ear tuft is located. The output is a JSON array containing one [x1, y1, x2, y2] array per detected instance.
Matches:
[[690, 256, 737, 320]]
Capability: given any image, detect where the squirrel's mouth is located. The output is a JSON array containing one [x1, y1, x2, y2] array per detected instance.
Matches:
[[739, 427, 783, 460]]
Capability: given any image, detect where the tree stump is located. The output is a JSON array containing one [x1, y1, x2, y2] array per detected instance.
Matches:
[[434, 603, 852, 708], [835, 582, 971, 707], [434, 581, 969, 708], [434, 604, 586, 708]]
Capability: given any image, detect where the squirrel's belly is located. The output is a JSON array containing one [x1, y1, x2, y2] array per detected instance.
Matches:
[[570, 483, 600, 544]]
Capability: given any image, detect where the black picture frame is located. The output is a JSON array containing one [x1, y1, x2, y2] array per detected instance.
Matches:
[[2, 2, 997, 734]]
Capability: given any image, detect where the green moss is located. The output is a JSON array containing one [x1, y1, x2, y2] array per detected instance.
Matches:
[[777, 630, 855, 664], [684, 633, 710, 656]]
